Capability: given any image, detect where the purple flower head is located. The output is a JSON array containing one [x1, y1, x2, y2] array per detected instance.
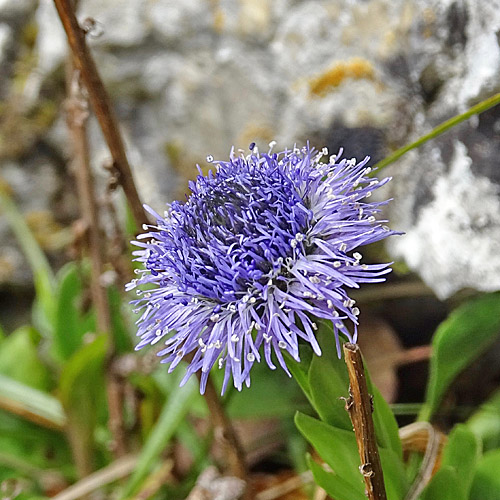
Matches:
[[128, 143, 397, 394]]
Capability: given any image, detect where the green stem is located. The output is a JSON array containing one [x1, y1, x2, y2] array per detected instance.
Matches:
[[374, 91, 500, 171]]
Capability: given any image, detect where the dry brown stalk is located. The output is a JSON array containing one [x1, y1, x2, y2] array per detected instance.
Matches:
[[343, 343, 387, 500]]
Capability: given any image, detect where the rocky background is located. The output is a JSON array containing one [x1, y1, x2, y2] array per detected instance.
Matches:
[[1, 0, 500, 328]]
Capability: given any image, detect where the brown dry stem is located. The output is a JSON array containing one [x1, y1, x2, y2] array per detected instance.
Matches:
[[343, 343, 387, 500], [54, 0, 148, 229]]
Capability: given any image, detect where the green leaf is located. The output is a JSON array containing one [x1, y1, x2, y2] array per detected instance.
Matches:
[[467, 389, 500, 451], [121, 378, 198, 498], [420, 466, 466, 500], [469, 450, 500, 500], [52, 263, 95, 360], [59, 335, 107, 473], [295, 412, 365, 494], [378, 447, 408, 500], [285, 345, 314, 401], [421, 293, 500, 421], [108, 286, 133, 354], [308, 325, 352, 432], [307, 326, 402, 457], [0, 326, 51, 390], [440, 424, 481, 496], [368, 377, 403, 458], [0, 375, 66, 429], [0, 188, 56, 331], [306, 454, 366, 500]]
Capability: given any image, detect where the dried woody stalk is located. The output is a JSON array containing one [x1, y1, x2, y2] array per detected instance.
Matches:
[[343, 343, 387, 500], [54, 0, 247, 484], [65, 64, 128, 459]]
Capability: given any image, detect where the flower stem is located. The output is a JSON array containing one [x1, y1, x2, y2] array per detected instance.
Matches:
[[374, 91, 500, 171], [343, 343, 387, 500]]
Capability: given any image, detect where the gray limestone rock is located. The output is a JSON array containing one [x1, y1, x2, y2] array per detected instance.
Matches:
[[3, 0, 500, 299]]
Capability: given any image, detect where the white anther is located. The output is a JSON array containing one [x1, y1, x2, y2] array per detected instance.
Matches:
[[231, 334, 239, 342], [365, 191, 372, 198], [155, 329, 162, 336], [249, 297, 257, 304], [309, 276, 321, 284], [362, 264, 368, 270], [340, 243, 347, 252], [242, 295, 249, 303], [327, 300, 334, 309], [210, 314, 220, 322], [368, 216, 376, 222], [215, 340, 222, 349], [267, 279, 273, 286], [291, 239, 298, 248], [144, 292, 152, 298], [268, 140, 277, 149], [332, 311, 339, 317], [247, 353, 256, 362], [333, 261, 342, 268], [352, 307, 360, 316], [218, 358, 224, 369], [358, 208, 364, 220], [263, 334, 272, 343], [322, 147, 329, 155], [198, 338, 206, 347], [312, 322, 318, 330], [255, 323, 261, 331], [206, 155, 214, 162], [295, 233, 305, 242], [278, 340, 287, 349], [353, 252, 362, 260]]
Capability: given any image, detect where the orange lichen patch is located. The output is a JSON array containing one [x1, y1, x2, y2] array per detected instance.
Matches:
[[213, 8, 225, 33], [309, 57, 375, 97]]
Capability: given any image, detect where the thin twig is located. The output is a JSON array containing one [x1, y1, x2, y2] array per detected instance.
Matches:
[[65, 63, 127, 458], [343, 343, 387, 500], [53, 0, 148, 229], [198, 374, 248, 483], [51, 455, 138, 500]]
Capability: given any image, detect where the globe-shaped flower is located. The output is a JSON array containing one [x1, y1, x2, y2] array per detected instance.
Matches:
[[128, 143, 397, 393]]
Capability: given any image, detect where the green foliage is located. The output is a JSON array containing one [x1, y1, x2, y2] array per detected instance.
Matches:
[[421, 293, 500, 421], [469, 450, 500, 500]]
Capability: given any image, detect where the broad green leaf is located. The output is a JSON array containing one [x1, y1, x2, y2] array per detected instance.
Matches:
[[121, 378, 198, 498], [467, 389, 500, 451], [440, 424, 481, 496], [421, 293, 500, 421], [0, 326, 50, 390], [295, 412, 365, 494], [0, 375, 65, 429], [285, 345, 314, 401], [297, 412, 407, 500], [420, 466, 466, 500], [378, 447, 408, 500], [367, 373, 403, 458], [308, 326, 352, 432], [307, 454, 366, 500], [469, 450, 500, 500]]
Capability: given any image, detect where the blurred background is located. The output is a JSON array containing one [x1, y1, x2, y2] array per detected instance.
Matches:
[[1, 0, 500, 498]]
